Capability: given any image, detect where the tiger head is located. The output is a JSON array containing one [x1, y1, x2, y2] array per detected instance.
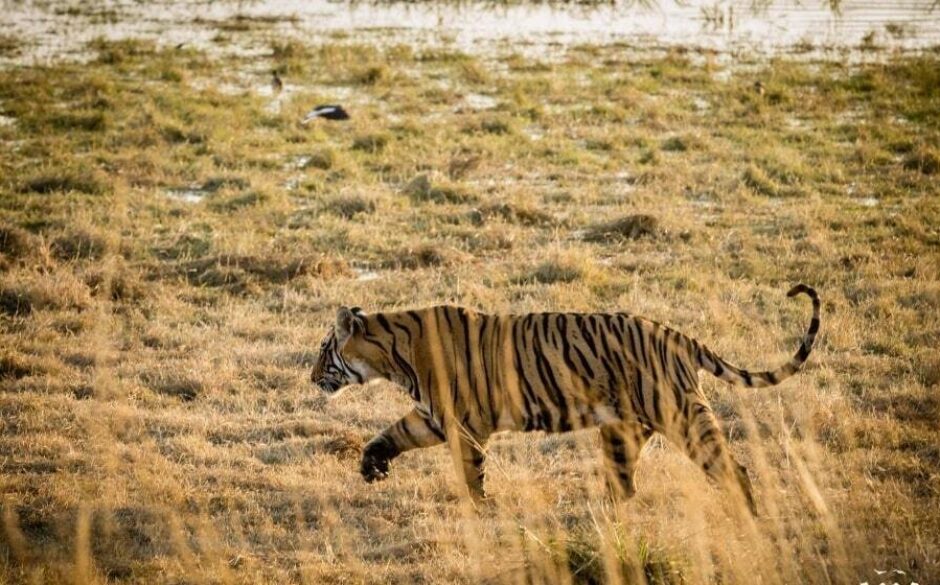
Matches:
[[311, 307, 383, 394]]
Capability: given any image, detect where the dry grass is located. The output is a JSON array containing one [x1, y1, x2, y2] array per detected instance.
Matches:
[[0, 20, 938, 585]]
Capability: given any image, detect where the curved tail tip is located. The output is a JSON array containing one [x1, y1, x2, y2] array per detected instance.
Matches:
[[786, 283, 816, 298]]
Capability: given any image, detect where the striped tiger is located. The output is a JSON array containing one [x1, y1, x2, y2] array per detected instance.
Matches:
[[311, 284, 820, 512]]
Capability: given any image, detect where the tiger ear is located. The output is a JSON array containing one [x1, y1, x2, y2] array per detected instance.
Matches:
[[335, 306, 364, 341]]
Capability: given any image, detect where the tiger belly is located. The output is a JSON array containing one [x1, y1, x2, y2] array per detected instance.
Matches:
[[492, 402, 621, 433]]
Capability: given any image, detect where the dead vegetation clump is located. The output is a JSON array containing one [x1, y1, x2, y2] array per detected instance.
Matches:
[[581, 214, 660, 242]]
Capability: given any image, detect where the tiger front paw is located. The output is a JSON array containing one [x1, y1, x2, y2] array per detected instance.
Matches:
[[360, 437, 398, 483], [360, 454, 390, 483]]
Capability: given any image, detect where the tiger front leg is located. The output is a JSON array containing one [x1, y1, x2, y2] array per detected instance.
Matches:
[[600, 421, 653, 499], [360, 408, 445, 483]]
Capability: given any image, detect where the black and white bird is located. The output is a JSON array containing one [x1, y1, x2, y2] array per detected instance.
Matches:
[[301, 105, 350, 124], [271, 70, 283, 94]]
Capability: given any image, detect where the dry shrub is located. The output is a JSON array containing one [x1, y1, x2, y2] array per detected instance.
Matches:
[[582, 214, 660, 242]]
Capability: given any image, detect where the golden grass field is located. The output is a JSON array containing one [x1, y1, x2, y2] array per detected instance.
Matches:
[[1, 14, 939, 584]]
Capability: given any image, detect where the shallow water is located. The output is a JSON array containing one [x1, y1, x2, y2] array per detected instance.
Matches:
[[1, 0, 938, 65]]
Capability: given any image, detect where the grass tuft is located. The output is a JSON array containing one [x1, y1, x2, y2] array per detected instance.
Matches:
[[0, 352, 44, 380], [527, 258, 584, 284], [582, 214, 659, 242], [403, 174, 477, 204], [903, 145, 940, 175], [473, 202, 555, 226], [0, 34, 20, 56], [51, 229, 111, 261], [321, 194, 376, 219], [0, 287, 33, 316], [351, 133, 390, 153], [177, 254, 351, 286], [0, 225, 35, 260], [145, 374, 202, 401], [20, 171, 107, 195]]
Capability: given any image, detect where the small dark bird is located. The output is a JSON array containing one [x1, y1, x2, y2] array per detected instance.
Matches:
[[271, 70, 283, 94], [175, 42, 185, 50], [753, 80, 766, 97], [302, 105, 350, 124]]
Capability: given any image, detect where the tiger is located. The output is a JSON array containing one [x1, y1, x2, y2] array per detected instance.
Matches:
[[310, 284, 820, 513]]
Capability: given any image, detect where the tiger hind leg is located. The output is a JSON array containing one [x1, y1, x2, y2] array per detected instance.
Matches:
[[451, 435, 488, 503], [678, 402, 757, 515], [600, 421, 653, 499]]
